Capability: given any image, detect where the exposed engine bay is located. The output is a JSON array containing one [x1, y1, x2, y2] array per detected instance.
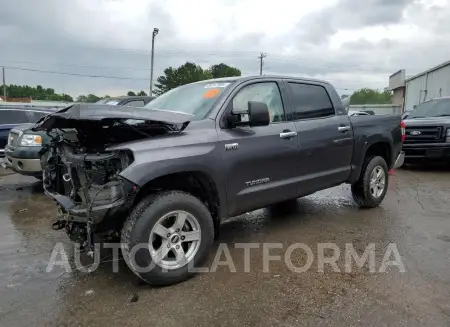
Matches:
[[34, 103, 190, 252]]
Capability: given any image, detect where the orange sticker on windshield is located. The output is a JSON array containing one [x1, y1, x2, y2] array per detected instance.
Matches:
[[203, 88, 221, 99]]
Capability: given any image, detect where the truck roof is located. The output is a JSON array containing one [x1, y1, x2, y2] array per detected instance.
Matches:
[[192, 75, 332, 86]]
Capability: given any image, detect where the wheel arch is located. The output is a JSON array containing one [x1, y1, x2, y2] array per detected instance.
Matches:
[[349, 138, 393, 184]]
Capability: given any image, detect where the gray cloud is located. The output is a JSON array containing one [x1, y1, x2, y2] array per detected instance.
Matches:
[[294, 0, 413, 45], [0, 0, 447, 97]]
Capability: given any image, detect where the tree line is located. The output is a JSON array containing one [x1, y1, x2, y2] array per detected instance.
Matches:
[[2, 63, 391, 105], [3, 84, 150, 103], [4, 84, 74, 102]]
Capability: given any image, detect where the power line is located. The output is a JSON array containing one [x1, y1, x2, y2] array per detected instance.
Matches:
[[2, 64, 388, 89], [0, 59, 154, 71], [5, 41, 399, 73], [2, 66, 148, 80]]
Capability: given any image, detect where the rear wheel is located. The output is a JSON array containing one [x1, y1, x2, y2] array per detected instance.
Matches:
[[351, 156, 388, 208], [121, 191, 214, 286]]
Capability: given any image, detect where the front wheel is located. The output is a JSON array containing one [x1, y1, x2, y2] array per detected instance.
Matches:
[[351, 156, 389, 208], [121, 191, 214, 286]]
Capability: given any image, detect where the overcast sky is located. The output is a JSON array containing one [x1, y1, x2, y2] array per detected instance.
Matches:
[[1, 0, 449, 97]]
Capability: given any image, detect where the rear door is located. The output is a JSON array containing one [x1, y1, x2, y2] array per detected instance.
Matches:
[[283, 81, 354, 194], [217, 79, 300, 216]]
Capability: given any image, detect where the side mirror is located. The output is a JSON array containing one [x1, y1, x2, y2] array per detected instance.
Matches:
[[226, 101, 270, 128]]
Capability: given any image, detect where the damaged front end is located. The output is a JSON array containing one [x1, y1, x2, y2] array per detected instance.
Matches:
[[41, 144, 138, 252], [34, 103, 190, 253]]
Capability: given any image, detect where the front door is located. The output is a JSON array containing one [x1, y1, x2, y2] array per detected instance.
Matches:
[[217, 80, 299, 216]]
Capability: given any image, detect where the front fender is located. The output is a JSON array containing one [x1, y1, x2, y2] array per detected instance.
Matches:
[[118, 144, 228, 217]]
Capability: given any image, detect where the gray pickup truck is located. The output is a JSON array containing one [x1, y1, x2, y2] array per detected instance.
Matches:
[[402, 97, 450, 162], [34, 75, 405, 286]]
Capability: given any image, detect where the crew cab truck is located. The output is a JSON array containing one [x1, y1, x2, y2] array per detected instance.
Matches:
[[34, 76, 405, 286], [402, 97, 450, 163]]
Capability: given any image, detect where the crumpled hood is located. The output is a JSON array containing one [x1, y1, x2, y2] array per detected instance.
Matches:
[[32, 103, 191, 131]]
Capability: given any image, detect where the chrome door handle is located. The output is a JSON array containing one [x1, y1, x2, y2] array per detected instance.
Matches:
[[338, 126, 351, 132], [279, 131, 297, 139]]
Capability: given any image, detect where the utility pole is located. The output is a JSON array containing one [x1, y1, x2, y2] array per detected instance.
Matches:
[[2, 67, 6, 99], [258, 53, 267, 75], [149, 28, 159, 96]]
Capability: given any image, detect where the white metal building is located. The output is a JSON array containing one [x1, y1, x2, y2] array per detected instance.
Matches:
[[403, 60, 450, 111]]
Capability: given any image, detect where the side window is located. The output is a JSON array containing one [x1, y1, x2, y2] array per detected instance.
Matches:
[[0, 110, 29, 124], [232, 82, 285, 123], [125, 100, 145, 107], [287, 83, 335, 120]]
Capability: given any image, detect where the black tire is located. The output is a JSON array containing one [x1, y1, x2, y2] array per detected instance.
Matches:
[[121, 191, 214, 286], [351, 156, 389, 208]]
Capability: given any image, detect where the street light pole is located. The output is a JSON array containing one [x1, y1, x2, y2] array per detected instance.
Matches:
[[2, 67, 6, 99], [149, 28, 159, 96]]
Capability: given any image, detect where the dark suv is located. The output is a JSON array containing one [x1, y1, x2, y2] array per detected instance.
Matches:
[[403, 97, 450, 162]]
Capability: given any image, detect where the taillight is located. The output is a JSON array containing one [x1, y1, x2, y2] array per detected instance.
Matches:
[[400, 120, 406, 143]]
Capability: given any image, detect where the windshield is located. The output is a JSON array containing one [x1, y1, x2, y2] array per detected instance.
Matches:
[[408, 99, 450, 118], [144, 81, 234, 119]]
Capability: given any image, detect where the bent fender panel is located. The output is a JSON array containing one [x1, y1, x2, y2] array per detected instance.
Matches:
[[119, 148, 228, 219]]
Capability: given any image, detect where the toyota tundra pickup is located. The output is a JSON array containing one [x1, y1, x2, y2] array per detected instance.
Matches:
[[33, 75, 405, 286]]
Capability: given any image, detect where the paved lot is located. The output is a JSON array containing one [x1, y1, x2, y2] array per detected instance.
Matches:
[[0, 167, 450, 327]]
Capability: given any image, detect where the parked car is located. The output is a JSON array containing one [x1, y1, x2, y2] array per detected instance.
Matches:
[[4, 97, 156, 178], [348, 110, 370, 116], [35, 76, 405, 286], [1, 107, 57, 163], [402, 97, 450, 163], [348, 109, 375, 116], [96, 95, 155, 107]]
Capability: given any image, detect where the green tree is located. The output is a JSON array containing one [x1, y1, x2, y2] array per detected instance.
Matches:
[[4, 84, 73, 101], [350, 88, 392, 105], [137, 90, 147, 96], [208, 63, 241, 78], [127, 91, 136, 96], [76, 95, 88, 102], [154, 62, 212, 95], [86, 94, 100, 103]]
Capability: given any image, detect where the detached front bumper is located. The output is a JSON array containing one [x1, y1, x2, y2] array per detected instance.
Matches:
[[43, 175, 138, 225], [44, 181, 127, 224]]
